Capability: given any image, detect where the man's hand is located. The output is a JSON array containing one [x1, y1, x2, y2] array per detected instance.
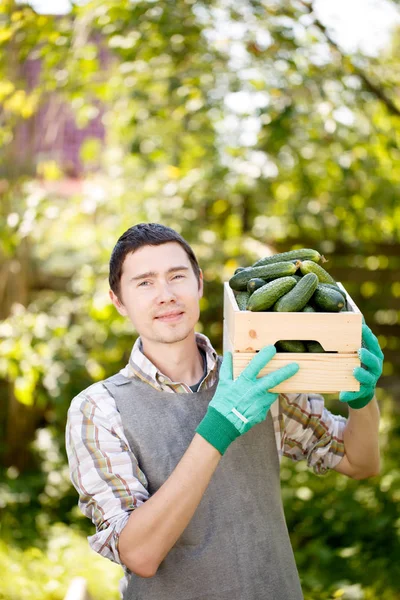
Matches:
[[196, 345, 299, 454], [340, 321, 384, 410]]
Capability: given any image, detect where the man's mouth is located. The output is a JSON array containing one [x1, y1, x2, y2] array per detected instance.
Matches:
[[155, 311, 184, 322]]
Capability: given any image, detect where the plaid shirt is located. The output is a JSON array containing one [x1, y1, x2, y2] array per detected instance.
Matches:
[[66, 332, 346, 578]]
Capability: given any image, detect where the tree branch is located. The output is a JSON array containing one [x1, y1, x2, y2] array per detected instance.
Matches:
[[300, 0, 400, 118]]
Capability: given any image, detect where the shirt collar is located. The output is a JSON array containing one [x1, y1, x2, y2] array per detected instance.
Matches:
[[125, 332, 219, 390]]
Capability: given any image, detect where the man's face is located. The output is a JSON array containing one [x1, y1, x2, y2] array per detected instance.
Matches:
[[110, 242, 203, 345]]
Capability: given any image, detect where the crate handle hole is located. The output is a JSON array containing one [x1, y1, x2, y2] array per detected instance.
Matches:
[[273, 340, 337, 353]]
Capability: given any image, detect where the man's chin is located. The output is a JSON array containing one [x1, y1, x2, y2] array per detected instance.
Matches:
[[147, 326, 193, 345], [157, 332, 191, 344]]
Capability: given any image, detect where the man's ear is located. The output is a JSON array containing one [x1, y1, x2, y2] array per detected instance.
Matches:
[[109, 289, 128, 317], [198, 269, 204, 298]]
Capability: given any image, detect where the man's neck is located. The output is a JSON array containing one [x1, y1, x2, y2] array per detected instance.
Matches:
[[141, 337, 205, 386]]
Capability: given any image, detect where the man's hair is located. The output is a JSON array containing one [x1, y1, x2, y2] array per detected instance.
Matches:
[[109, 223, 201, 301]]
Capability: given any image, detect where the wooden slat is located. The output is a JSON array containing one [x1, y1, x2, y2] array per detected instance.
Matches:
[[223, 282, 237, 347], [223, 318, 234, 355], [232, 351, 360, 393], [224, 283, 362, 353], [222, 321, 360, 393]]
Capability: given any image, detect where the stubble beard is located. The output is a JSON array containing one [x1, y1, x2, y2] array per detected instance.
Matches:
[[150, 322, 192, 345], [155, 332, 190, 344]]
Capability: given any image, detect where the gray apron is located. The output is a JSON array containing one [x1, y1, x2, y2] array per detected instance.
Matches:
[[102, 360, 303, 600]]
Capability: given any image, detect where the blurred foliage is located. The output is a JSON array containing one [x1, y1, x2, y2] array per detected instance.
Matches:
[[0, 524, 122, 600], [0, 0, 400, 598], [0, 390, 399, 600], [285, 389, 400, 600]]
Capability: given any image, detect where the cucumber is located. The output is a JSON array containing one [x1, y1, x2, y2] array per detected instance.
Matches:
[[234, 267, 246, 274], [247, 276, 297, 312], [229, 261, 299, 292], [235, 291, 251, 311], [247, 278, 267, 294], [306, 341, 325, 353], [276, 340, 307, 353], [273, 272, 319, 312], [299, 260, 336, 285], [302, 304, 316, 312], [252, 248, 324, 268], [319, 283, 347, 310], [312, 286, 345, 312], [319, 282, 345, 296]]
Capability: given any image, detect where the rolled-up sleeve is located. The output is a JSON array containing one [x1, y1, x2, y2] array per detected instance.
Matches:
[[279, 392, 347, 475], [65, 384, 149, 565]]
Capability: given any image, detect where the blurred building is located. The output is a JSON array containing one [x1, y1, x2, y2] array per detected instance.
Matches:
[[13, 41, 107, 184]]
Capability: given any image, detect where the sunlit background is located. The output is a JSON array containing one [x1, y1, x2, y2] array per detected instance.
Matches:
[[1, 0, 400, 599], [20, 0, 400, 54]]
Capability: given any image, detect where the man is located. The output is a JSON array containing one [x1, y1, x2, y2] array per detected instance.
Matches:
[[66, 223, 383, 600]]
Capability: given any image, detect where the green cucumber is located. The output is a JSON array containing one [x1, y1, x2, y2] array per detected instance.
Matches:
[[319, 283, 348, 310], [252, 248, 324, 268], [247, 278, 267, 294], [312, 286, 345, 312], [273, 272, 319, 312], [229, 261, 299, 292], [302, 304, 316, 312], [234, 267, 246, 274], [299, 260, 336, 284], [276, 340, 307, 353], [235, 291, 251, 311], [247, 277, 297, 312], [306, 341, 325, 353], [319, 283, 347, 300]]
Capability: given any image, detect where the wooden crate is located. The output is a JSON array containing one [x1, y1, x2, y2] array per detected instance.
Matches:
[[223, 282, 362, 393]]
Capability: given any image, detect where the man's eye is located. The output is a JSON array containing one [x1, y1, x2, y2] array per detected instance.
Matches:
[[138, 275, 184, 287]]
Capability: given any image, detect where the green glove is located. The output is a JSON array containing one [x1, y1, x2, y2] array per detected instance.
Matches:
[[340, 322, 384, 410], [196, 345, 299, 454]]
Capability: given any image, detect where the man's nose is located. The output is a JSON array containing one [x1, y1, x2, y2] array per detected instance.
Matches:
[[156, 281, 177, 302]]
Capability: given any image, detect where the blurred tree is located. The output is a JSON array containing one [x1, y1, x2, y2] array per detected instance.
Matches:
[[0, 0, 234, 469], [0, 2, 400, 597], [0, 0, 399, 470]]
